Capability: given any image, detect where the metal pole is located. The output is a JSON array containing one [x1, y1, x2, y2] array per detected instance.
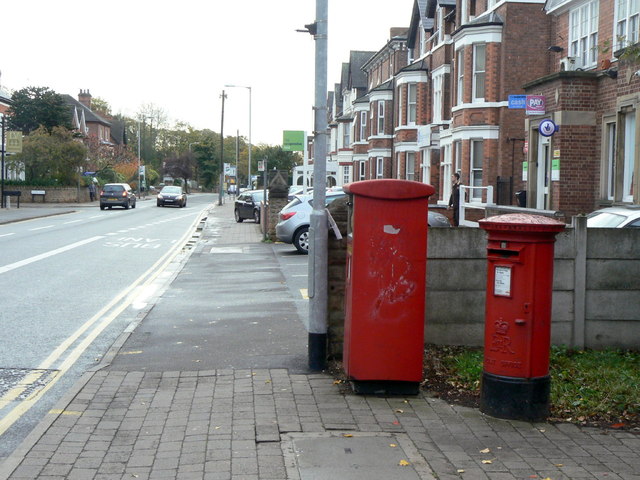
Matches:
[[1, 115, 6, 209], [219, 90, 226, 206], [308, 0, 328, 371], [235, 129, 239, 198], [137, 120, 141, 197], [248, 87, 252, 190], [263, 157, 267, 242]]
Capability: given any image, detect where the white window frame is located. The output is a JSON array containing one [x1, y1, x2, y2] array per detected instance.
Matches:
[[408, 83, 417, 125], [420, 148, 430, 184], [377, 101, 385, 135], [343, 123, 350, 148], [472, 44, 486, 102], [615, 0, 640, 50], [442, 144, 452, 203], [343, 165, 351, 185], [406, 152, 416, 181], [433, 73, 443, 124], [470, 139, 484, 201], [360, 111, 367, 141], [454, 140, 462, 173], [570, 0, 599, 68], [359, 161, 366, 180], [376, 157, 384, 178], [398, 86, 404, 126], [604, 121, 616, 200], [622, 110, 636, 202], [457, 49, 465, 105], [397, 152, 402, 178]]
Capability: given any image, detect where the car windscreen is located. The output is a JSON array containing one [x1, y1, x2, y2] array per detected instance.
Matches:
[[161, 187, 182, 194], [586, 212, 626, 227], [103, 185, 124, 192]]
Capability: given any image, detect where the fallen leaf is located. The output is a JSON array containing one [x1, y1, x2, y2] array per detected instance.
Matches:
[[343, 433, 353, 437], [480, 448, 491, 454], [395, 409, 404, 414], [481, 460, 492, 464], [265, 380, 271, 384], [392, 420, 400, 425], [389, 443, 397, 448], [555, 464, 564, 467], [610, 423, 626, 429], [333, 380, 342, 384], [399, 459, 411, 466], [457, 469, 465, 473], [538, 429, 546, 433]]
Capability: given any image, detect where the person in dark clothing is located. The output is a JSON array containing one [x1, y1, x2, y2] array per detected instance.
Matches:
[[88, 183, 96, 202], [448, 172, 461, 226]]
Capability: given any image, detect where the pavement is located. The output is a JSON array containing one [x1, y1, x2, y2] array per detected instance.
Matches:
[[1, 199, 639, 480]]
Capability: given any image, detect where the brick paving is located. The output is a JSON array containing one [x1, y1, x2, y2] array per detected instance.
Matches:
[[1, 196, 639, 479]]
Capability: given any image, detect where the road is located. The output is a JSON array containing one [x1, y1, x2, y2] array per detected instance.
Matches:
[[0, 193, 216, 461]]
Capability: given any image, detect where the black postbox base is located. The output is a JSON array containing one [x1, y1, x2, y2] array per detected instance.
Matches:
[[350, 380, 420, 396], [480, 372, 550, 422]]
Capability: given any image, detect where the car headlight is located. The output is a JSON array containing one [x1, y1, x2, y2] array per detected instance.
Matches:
[[158, 194, 164, 199]]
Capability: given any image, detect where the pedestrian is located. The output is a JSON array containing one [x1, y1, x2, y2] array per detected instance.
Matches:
[[88, 182, 96, 202], [448, 172, 461, 226]]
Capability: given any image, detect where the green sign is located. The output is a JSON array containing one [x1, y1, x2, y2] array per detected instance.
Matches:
[[282, 130, 305, 152]]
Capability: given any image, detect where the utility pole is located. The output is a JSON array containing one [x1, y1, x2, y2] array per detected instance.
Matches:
[[1, 115, 6, 208], [308, 0, 328, 371], [219, 90, 226, 206]]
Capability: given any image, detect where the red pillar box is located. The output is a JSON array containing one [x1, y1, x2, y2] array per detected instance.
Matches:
[[478, 214, 565, 421], [343, 179, 435, 395]]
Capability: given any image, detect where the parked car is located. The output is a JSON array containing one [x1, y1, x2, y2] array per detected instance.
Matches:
[[428, 210, 451, 227], [234, 190, 266, 223], [586, 206, 640, 228], [99, 183, 136, 210], [157, 185, 187, 207], [276, 191, 347, 254]]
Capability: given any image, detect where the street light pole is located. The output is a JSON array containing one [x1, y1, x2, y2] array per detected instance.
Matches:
[[224, 84, 251, 189], [219, 90, 226, 206]]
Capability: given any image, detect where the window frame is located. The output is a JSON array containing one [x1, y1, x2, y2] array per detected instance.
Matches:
[[615, 0, 640, 50], [360, 111, 367, 141], [472, 43, 486, 102], [456, 49, 465, 105], [406, 152, 416, 181], [407, 83, 417, 125], [470, 139, 484, 202], [377, 101, 385, 135], [569, 0, 599, 68], [376, 157, 384, 179]]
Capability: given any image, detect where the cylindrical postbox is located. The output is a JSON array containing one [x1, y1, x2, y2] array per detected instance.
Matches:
[[343, 179, 435, 395], [478, 214, 565, 421]]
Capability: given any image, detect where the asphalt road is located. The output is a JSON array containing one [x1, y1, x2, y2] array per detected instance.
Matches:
[[0, 193, 216, 461]]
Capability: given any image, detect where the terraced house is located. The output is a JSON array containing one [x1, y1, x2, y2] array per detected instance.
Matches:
[[328, 0, 640, 218]]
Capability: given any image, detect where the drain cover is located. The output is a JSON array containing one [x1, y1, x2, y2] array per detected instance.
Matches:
[[282, 432, 435, 479]]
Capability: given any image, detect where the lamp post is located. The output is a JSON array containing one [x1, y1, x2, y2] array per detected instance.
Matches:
[[219, 90, 226, 206], [137, 116, 149, 197], [224, 84, 251, 189]]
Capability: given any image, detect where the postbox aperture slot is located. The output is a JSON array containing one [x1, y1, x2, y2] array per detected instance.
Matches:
[[487, 248, 521, 259]]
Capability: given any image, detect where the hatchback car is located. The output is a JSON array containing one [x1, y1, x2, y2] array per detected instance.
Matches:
[[99, 183, 136, 210], [276, 191, 347, 254], [234, 190, 266, 223], [157, 185, 187, 207], [586, 206, 640, 228]]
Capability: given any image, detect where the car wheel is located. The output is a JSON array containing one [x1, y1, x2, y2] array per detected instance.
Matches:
[[132, 200, 136, 209], [293, 226, 310, 254], [157, 202, 162, 207], [234, 209, 243, 223], [253, 209, 260, 224], [100, 205, 105, 210], [124, 201, 130, 210]]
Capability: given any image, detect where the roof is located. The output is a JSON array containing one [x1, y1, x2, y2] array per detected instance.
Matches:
[[398, 57, 429, 73], [347, 51, 375, 90], [63, 94, 111, 127], [407, 0, 430, 49], [369, 79, 394, 92]]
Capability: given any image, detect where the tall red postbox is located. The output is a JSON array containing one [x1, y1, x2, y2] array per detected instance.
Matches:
[[478, 214, 565, 421], [343, 179, 435, 394]]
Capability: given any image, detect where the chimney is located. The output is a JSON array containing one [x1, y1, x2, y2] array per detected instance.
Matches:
[[78, 89, 92, 109]]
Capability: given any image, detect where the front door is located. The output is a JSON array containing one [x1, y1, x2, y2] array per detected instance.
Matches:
[[536, 134, 551, 209]]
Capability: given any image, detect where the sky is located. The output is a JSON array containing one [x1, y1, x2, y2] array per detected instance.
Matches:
[[1, 0, 415, 146]]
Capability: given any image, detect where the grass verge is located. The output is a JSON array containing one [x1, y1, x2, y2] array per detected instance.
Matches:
[[424, 344, 640, 430]]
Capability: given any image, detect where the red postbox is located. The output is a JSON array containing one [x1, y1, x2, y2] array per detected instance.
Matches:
[[343, 179, 435, 394], [478, 214, 565, 421]]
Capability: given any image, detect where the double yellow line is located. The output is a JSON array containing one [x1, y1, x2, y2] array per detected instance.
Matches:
[[0, 209, 207, 437]]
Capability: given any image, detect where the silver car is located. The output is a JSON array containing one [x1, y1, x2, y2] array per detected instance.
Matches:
[[276, 192, 346, 254], [586, 206, 640, 228]]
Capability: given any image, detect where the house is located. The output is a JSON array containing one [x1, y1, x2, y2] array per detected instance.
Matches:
[[333, 0, 639, 218], [64, 90, 113, 146]]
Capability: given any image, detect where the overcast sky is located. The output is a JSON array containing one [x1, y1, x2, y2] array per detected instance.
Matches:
[[1, 0, 414, 145]]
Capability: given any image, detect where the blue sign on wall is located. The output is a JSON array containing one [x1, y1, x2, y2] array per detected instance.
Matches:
[[508, 95, 527, 109]]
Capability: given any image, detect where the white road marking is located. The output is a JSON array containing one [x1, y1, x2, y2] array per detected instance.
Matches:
[[0, 236, 104, 274], [0, 233, 16, 238], [29, 225, 54, 231]]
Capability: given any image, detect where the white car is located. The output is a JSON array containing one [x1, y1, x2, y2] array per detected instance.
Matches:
[[586, 206, 640, 228]]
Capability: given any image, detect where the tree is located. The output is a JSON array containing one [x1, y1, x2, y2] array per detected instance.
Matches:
[[7, 86, 72, 134], [13, 126, 88, 184], [163, 152, 195, 192], [89, 97, 112, 116]]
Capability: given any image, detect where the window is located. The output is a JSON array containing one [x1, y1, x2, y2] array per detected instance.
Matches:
[[454, 140, 462, 173], [433, 73, 443, 123], [442, 144, 452, 202], [622, 110, 636, 202], [615, 0, 640, 50], [343, 165, 351, 185], [376, 157, 384, 178], [359, 161, 366, 180], [378, 101, 385, 135], [472, 44, 486, 101], [470, 140, 484, 201], [570, 1, 599, 68], [457, 50, 465, 105], [406, 152, 416, 181], [408, 84, 417, 124], [343, 123, 350, 148], [360, 111, 367, 141], [420, 149, 430, 184], [398, 86, 404, 126], [605, 122, 616, 200]]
